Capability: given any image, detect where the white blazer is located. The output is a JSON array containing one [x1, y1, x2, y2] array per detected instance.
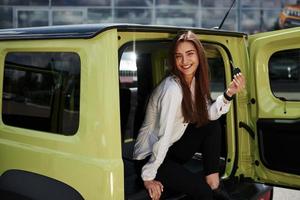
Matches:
[[133, 75, 231, 181]]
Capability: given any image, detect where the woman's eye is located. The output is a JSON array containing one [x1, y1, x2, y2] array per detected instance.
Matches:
[[187, 52, 194, 56]]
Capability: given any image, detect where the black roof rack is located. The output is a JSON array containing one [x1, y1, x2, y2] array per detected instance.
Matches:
[[0, 23, 246, 41]]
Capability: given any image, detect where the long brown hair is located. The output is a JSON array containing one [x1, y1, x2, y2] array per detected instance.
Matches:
[[169, 30, 212, 127]]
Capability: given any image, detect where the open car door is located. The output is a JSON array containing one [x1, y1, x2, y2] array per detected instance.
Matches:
[[248, 27, 300, 189]]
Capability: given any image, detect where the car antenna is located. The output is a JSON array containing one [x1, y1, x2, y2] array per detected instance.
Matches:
[[216, 0, 236, 29]]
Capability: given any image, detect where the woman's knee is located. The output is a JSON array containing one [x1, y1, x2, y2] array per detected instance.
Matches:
[[205, 173, 220, 190]]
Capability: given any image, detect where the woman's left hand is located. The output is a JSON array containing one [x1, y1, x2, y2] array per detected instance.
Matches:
[[226, 72, 245, 97]]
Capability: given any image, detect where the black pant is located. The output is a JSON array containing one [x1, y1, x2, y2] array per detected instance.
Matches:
[[136, 120, 222, 200]]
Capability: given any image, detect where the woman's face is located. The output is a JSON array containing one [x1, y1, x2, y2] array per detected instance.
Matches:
[[175, 41, 199, 84]]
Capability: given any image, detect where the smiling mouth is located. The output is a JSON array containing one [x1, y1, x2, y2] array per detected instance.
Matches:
[[182, 64, 192, 69]]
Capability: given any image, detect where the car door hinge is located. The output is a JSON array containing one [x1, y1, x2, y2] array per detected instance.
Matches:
[[239, 121, 255, 140]]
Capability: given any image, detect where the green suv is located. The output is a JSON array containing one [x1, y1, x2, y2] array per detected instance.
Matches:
[[0, 24, 299, 200]]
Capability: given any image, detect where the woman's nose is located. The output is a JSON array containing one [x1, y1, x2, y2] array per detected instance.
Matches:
[[181, 55, 188, 64]]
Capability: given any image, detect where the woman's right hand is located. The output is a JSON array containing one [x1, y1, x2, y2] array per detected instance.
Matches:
[[144, 180, 164, 200]]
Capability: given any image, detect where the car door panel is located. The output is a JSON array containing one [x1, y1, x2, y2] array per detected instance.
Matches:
[[249, 27, 300, 188]]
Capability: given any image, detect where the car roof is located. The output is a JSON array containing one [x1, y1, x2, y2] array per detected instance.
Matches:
[[0, 23, 246, 41]]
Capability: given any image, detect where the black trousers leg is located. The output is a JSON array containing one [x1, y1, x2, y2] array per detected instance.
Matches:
[[156, 158, 213, 200], [157, 120, 222, 200], [200, 120, 222, 175], [135, 120, 222, 200], [167, 120, 222, 175]]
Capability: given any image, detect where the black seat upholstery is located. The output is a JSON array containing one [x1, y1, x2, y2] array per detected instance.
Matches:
[[120, 88, 131, 142], [133, 53, 153, 139], [122, 141, 147, 200]]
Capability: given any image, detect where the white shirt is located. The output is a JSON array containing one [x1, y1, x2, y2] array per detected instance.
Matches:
[[133, 75, 231, 181]]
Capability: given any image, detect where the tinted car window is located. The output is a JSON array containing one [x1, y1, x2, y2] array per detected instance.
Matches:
[[269, 49, 300, 101], [2, 52, 80, 135]]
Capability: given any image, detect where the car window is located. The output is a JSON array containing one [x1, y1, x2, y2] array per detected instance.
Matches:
[[269, 49, 300, 101], [2, 52, 80, 135], [204, 44, 225, 99]]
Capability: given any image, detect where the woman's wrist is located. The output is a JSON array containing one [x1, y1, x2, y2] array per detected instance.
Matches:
[[226, 89, 234, 97], [223, 89, 234, 101]]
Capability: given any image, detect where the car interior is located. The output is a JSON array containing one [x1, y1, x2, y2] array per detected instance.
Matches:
[[119, 41, 228, 200]]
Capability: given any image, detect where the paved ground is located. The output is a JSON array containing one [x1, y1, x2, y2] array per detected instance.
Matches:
[[273, 187, 300, 200]]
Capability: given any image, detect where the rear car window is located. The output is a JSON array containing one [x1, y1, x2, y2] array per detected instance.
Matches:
[[269, 48, 300, 101], [2, 52, 80, 135]]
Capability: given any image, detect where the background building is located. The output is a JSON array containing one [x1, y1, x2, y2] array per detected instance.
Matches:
[[0, 0, 299, 34]]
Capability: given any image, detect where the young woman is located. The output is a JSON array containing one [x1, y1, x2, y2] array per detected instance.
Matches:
[[133, 31, 245, 200]]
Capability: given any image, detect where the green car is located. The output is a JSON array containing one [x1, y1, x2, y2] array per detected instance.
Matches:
[[0, 24, 299, 200]]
